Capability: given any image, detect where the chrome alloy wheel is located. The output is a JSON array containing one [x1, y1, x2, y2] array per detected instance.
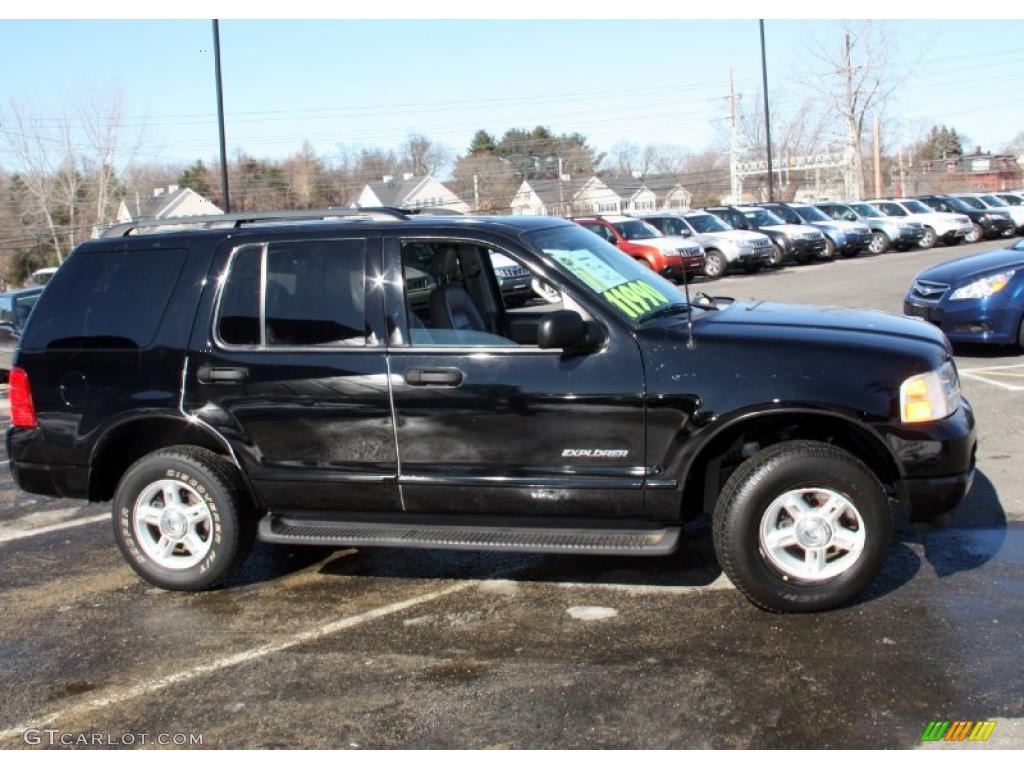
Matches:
[[133, 479, 214, 569], [758, 488, 866, 582]]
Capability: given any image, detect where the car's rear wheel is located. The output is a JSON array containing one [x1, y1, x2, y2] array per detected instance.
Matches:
[[965, 223, 983, 244], [703, 250, 726, 279], [919, 227, 937, 249], [112, 446, 255, 591], [868, 231, 890, 255], [712, 440, 892, 613]]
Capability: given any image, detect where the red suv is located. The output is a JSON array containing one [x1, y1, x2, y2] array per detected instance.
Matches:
[[573, 216, 705, 281]]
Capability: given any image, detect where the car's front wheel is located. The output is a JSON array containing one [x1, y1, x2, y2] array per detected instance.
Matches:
[[868, 231, 890, 255], [965, 223, 983, 244], [919, 227, 937, 249], [822, 238, 837, 260], [112, 446, 255, 591], [703, 250, 726, 279], [765, 244, 785, 268], [712, 440, 891, 613]]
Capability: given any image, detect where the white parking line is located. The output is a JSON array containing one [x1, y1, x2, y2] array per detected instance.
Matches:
[[959, 370, 1024, 392], [0, 576, 490, 740], [0, 513, 108, 544]]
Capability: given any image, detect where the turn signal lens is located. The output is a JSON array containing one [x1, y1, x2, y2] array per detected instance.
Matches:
[[9, 367, 38, 428], [900, 362, 960, 424]]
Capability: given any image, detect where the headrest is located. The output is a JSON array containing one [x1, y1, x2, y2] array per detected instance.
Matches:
[[431, 245, 460, 277]]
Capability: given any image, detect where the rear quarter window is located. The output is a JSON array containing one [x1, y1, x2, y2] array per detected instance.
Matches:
[[20, 248, 188, 350]]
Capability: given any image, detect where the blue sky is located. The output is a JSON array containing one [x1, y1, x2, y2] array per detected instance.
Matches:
[[1, 19, 1023, 169]]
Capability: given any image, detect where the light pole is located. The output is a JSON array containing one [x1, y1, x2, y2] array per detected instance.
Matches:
[[759, 19, 775, 202], [212, 19, 230, 212]]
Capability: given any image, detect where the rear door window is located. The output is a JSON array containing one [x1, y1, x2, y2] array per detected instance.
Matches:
[[216, 239, 367, 348], [20, 248, 187, 350]]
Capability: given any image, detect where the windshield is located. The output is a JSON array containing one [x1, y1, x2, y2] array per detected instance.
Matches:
[[684, 213, 729, 233], [615, 219, 662, 240], [745, 209, 785, 227], [902, 200, 932, 214], [999, 194, 1024, 205], [652, 217, 693, 238], [947, 196, 980, 211], [525, 225, 681, 323], [979, 195, 1005, 207], [793, 205, 829, 222], [958, 196, 985, 208], [851, 203, 883, 218]]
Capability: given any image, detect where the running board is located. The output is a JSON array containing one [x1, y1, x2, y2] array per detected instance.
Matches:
[[258, 514, 680, 556]]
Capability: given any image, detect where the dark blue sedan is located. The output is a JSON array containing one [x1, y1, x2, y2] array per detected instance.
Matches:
[[904, 240, 1024, 348]]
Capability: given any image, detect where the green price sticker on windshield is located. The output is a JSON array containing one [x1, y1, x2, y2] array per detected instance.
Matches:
[[601, 279, 673, 319]]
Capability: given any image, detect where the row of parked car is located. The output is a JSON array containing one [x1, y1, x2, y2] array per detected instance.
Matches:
[[565, 192, 1024, 282]]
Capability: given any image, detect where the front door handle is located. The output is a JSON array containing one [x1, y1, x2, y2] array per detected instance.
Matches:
[[197, 365, 248, 384], [405, 367, 463, 387]]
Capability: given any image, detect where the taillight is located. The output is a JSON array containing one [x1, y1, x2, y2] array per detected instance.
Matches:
[[9, 367, 38, 428]]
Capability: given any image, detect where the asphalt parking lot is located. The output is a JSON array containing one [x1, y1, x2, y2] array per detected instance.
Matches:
[[1, 238, 1022, 749]]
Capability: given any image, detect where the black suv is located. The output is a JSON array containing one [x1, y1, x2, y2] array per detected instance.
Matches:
[[706, 205, 829, 266], [915, 194, 1015, 243], [6, 208, 976, 612]]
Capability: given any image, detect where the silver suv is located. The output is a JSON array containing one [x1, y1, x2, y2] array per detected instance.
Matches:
[[639, 211, 773, 278]]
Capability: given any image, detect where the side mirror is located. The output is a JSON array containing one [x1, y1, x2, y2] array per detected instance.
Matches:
[[605, 231, 619, 244], [845, 213, 857, 221], [538, 310, 590, 350]]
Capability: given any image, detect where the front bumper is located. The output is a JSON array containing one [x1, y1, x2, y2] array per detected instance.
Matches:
[[498, 275, 533, 300], [885, 400, 977, 520], [980, 219, 1016, 238], [786, 238, 827, 258], [904, 295, 1021, 345]]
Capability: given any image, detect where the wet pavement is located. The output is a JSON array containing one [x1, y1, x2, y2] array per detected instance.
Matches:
[[1, 239, 1022, 748]]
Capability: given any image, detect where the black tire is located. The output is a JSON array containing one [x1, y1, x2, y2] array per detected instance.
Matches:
[[112, 445, 256, 591], [766, 244, 785, 268], [965, 223, 983, 244], [742, 261, 762, 275], [919, 227, 937, 249], [1017, 316, 1024, 353], [943, 234, 964, 246], [822, 237, 837, 260], [712, 440, 892, 613], [703, 250, 726, 279], [868, 231, 890, 255], [504, 295, 529, 309]]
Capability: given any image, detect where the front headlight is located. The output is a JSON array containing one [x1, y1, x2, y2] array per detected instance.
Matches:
[[900, 362, 960, 424], [949, 271, 1015, 300]]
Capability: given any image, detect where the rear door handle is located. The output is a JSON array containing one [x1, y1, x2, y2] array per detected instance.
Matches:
[[197, 365, 248, 384], [405, 367, 463, 387]]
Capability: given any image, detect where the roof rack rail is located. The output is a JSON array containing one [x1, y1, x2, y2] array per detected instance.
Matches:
[[98, 206, 425, 238]]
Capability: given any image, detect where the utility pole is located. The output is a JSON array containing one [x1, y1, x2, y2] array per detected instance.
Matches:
[[473, 173, 480, 212], [873, 116, 882, 197], [759, 20, 775, 202], [212, 19, 230, 213], [558, 156, 565, 217], [729, 68, 743, 205], [897, 150, 906, 196]]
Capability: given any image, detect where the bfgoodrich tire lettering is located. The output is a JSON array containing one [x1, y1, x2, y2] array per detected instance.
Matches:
[[112, 445, 255, 590], [712, 440, 892, 613]]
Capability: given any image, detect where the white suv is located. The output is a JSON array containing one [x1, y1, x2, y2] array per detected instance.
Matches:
[[867, 198, 972, 249]]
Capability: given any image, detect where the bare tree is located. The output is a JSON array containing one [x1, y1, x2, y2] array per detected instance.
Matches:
[[810, 21, 908, 198], [400, 133, 452, 177], [78, 88, 145, 226], [0, 99, 63, 261]]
